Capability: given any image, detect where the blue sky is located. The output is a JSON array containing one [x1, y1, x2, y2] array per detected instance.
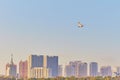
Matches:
[[0, 0, 120, 74]]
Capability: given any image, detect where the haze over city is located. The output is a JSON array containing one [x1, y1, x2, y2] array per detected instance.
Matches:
[[0, 0, 120, 75]]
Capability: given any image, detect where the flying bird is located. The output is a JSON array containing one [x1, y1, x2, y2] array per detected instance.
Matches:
[[78, 22, 83, 28]]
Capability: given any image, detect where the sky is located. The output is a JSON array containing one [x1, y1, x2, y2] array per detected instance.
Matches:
[[0, 0, 120, 74]]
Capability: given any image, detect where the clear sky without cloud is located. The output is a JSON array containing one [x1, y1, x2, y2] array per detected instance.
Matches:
[[0, 0, 120, 74]]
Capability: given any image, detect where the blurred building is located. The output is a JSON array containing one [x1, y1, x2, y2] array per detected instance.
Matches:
[[65, 61, 82, 77], [31, 67, 49, 78], [27, 55, 58, 78], [28, 55, 44, 78], [58, 65, 63, 77], [69, 61, 81, 77], [65, 64, 76, 77], [89, 62, 98, 77], [19, 60, 28, 79], [79, 62, 87, 77], [100, 66, 112, 77], [6, 54, 17, 78], [47, 56, 58, 77], [117, 67, 120, 73]]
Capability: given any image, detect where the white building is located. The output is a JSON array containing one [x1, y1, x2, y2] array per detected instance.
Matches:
[[31, 67, 49, 78]]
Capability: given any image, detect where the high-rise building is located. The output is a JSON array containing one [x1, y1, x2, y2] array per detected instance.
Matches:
[[27, 55, 58, 78], [117, 67, 120, 73], [58, 65, 63, 77], [28, 55, 44, 78], [19, 60, 28, 79], [100, 66, 112, 77], [69, 61, 81, 77], [79, 62, 87, 77], [6, 54, 17, 78], [65, 61, 82, 77], [47, 56, 58, 77], [65, 64, 75, 77], [90, 62, 98, 77]]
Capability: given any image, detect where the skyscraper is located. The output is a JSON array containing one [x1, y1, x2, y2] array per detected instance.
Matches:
[[27, 55, 58, 78], [90, 62, 98, 77], [19, 60, 28, 79], [69, 61, 81, 77], [100, 66, 112, 77], [28, 55, 44, 78], [79, 62, 87, 77], [47, 56, 58, 77], [65, 64, 75, 77], [65, 61, 82, 77], [6, 54, 17, 78]]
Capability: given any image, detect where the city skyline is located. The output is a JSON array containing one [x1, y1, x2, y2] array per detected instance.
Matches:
[[0, 0, 120, 74], [4, 54, 120, 79], [4, 54, 120, 76]]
